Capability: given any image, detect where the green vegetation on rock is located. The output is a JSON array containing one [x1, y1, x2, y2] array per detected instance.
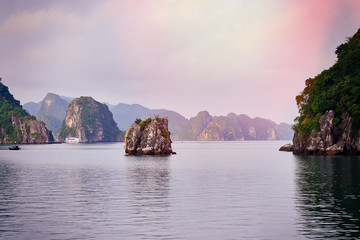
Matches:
[[134, 118, 142, 124], [162, 128, 169, 138], [59, 96, 124, 142], [294, 28, 360, 140], [140, 118, 152, 128], [0, 82, 29, 121], [0, 81, 53, 143], [0, 82, 28, 143], [58, 124, 76, 139]]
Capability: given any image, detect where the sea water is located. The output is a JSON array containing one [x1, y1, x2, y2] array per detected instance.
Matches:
[[0, 141, 359, 239]]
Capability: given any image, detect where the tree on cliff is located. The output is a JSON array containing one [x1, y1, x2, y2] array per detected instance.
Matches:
[[293, 28, 360, 140]]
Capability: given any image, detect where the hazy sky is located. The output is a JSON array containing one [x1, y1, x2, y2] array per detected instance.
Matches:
[[1, 0, 359, 123]]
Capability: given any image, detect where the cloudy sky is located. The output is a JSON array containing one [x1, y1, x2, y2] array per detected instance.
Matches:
[[1, 0, 359, 123]]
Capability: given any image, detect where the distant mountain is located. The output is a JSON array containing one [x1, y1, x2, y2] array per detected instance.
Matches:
[[159, 110, 189, 138], [276, 122, 294, 140], [24, 101, 40, 116], [36, 93, 69, 134], [58, 96, 123, 142], [174, 111, 212, 140], [174, 111, 293, 141], [110, 103, 190, 137], [24, 94, 73, 117], [103, 102, 116, 109], [24, 98, 189, 136], [111, 103, 165, 131], [60, 96, 74, 103]]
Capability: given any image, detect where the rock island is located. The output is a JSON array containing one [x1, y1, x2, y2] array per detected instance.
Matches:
[[281, 28, 360, 155], [124, 117, 174, 155]]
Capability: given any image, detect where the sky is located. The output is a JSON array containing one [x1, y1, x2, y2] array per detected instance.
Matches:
[[1, 0, 360, 123]]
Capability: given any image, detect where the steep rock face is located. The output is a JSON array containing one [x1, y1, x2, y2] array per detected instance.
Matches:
[[124, 118, 173, 155], [175, 111, 213, 140], [198, 116, 244, 141], [292, 110, 335, 155], [291, 110, 360, 155], [0, 80, 54, 144], [198, 119, 225, 141], [2, 116, 54, 144], [36, 93, 69, 134], [58, 97, 122, 142]]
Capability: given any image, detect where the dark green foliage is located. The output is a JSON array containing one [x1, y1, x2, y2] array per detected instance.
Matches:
[[31, 132, 40, 138], [86, 100, 121, 142], [162, 128, 169, 138], [0, 82, 30, 143], [49, 131, 54, 142], [294, 28, 360, 139], [135, 117, 156, 127], [58, 123, 76, 139], [25, 124, 30, 134], [119, 130, 126, 139], [7, 127, 20, 143], [0, 82, 29, 122], [59, 97, 121, 142], [140, 118, 152, 128]]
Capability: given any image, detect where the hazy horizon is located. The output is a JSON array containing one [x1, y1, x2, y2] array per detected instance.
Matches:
[[1, 0, 360, 123]]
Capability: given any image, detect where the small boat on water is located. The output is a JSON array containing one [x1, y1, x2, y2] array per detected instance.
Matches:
[[8, 145, 21, 150], [65, 137, 82, 143]]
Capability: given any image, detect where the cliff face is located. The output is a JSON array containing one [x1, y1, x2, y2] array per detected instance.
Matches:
[[0, 81, 54, 144], [291, 110, 360, 155], [0, 116, 54, 144], [198, 115, 244, 141], [58, 96, 122, 142], [36, 93, 69, 134], [175, 111, 213, 140], [124, 118, 173, 155], [175, 111, 293, 141]]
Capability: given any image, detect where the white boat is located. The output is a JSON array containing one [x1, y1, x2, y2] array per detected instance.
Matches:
[[65, 137, 81, 143]]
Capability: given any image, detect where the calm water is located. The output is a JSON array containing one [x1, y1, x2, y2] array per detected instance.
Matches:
[[0, 141, 359, 239]]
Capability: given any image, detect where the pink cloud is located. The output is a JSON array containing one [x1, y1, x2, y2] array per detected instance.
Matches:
[[267, 1, 338, 74]]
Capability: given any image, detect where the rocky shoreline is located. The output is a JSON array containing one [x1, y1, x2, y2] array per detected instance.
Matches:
[[280, 110, 360, 155]]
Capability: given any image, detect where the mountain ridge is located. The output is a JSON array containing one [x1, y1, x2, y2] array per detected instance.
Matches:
[[24, 95, 292, 141]]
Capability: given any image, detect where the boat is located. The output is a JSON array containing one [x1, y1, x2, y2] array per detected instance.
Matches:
[[8, 145, 21, 150], [65, 137, 81, 143]]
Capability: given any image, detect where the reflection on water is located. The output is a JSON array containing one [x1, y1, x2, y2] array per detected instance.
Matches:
[[295, 155, 360, 239], [125, 156, 172, 239], [0, 162, 20, 233]]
